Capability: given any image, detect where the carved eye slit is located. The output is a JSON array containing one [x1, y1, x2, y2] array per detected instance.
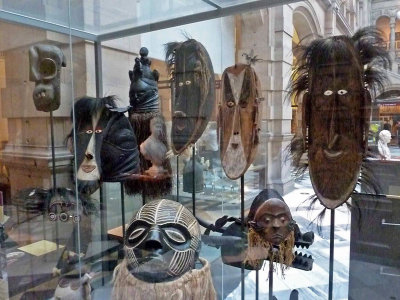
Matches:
[[95, 129, 102, 133], [338, 89, 348, 95], [129, 227, 147, 240], [185, 80, 191, 85], [178, 82, 184, 87], [86, 129, 93, 134], [323, 90, 333, 96], [164, 229, 187, 244], [227, 101, 235, 108]]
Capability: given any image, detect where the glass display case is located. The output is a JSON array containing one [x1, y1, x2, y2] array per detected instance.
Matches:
[[0, 1, 399, 299]]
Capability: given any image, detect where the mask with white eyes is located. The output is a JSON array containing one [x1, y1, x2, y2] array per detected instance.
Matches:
[[305, 62, 369, 209], [124, 199, 201, 282]]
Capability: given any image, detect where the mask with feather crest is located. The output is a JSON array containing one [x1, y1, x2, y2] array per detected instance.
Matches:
[[289, 27, 390, 210]]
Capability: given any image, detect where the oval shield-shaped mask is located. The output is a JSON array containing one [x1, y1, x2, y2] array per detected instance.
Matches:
[[166, 39, 215, 154], [289, 28, 390, 210], [219, 64, 261, 179], [307, 62, 368, 209]]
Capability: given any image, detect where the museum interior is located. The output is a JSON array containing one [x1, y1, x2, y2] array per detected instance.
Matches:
[[0, 0, 400, 299]]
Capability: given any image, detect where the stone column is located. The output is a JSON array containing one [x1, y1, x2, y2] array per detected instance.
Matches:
[[264, 5, 294, 195], [325, 3, 337, 36], [389, 16, 397, 73]]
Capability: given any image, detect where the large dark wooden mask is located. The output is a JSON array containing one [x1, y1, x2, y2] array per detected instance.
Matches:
[[165, 39, 215, 154], [29, 44, 66, 112], [219, 63, 261, 179], [289, 28, 390, 209]]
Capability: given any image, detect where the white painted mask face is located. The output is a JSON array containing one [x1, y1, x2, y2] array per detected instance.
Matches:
[[77, 112, 101, 181]]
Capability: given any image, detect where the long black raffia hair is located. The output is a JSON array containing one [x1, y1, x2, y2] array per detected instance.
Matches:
[[287, 27, 391, 228]]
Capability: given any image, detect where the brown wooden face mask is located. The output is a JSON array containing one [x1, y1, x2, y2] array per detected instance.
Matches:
[[306, 63, 369, 209], [166, 39, 215, 154], [219, 64, 261, 180]]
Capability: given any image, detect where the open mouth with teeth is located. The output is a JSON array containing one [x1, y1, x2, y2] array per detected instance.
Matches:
[[34, 90, 47, 99]]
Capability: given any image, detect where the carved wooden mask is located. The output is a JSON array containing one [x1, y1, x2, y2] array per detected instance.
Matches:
[[125, 199, 201, 282], [219, 63, 261, 179], [166, 39, 215, 154], [29, 44, 66, 112]]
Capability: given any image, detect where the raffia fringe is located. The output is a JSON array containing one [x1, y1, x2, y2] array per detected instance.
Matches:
[[245, 228, 295, 275], [112, 258, 216, 300]]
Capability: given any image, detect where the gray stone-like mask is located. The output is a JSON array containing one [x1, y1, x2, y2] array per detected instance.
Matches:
[[29, 44, 66, 112], [124, 199, 201, 282]]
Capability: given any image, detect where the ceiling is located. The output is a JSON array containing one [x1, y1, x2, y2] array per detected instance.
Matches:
[[0, 0, 297, 42]]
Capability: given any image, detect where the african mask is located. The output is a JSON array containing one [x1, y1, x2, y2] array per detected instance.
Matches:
[[289, 27, 390, 209], [166, 39, 215, 154], [124, 199, 201, 283], [129, 47, 160, 113], [29, 44, 66, 112], [70, 96, 140, 195], [125, 48, 172, 197], [245, 189, 295, 270], [219, 63, 261, 179]]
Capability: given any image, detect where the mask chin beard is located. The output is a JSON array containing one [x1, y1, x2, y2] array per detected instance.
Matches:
[[245, 228, 295, 274], [77, 179, 100, 195]]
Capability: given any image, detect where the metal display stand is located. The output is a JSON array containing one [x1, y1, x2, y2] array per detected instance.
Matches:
[[328, 209, 335, 300], [49, 111, 59, 251]]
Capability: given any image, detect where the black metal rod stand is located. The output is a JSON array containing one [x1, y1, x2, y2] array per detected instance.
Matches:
[[50, 111, 59, 251], [328, 209, 335, 300], [176, 156, 179, 202], [256, 269, 259, 300], [240, 175, 245, 300], [192, 146, 196, 217], [120, 183, 125, 240], [269, 258, 273, 300]]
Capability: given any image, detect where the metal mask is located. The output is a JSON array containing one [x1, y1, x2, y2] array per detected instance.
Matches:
[[219, 63, 261, 179], [129, 47, 160, 113], [71, 96, 140, 195], [29, 44, 66, 112], [125, 199, 201, 283], [289, 28, 390, 209], [166, 39, 215, 154]]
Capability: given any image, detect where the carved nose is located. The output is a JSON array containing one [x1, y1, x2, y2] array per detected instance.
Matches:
[[144, 240, 163, 251], [272, 218, 281, 228], [85, 152, 94, 160], [144, 229, 163, 251], [234, 131, 239, 135]]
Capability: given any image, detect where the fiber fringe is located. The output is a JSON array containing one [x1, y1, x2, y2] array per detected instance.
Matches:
[[112, 258, 216, 300], [245, 229, 295, 275]]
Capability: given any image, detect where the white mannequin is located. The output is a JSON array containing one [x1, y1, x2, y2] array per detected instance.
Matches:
[[378, 130, 391, 160]]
